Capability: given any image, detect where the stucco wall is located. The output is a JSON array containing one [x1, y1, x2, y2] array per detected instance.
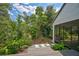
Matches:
[[53, 3, 79, 25]]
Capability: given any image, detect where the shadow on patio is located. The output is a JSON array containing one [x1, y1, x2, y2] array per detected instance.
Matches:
[[58, 49, 79, 56]]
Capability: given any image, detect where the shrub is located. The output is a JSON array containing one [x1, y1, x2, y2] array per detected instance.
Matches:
[[0, 40, 20, 54], [6, 39, 32, 54], [25, 39, 32, 46], [51, 42, 65, 50], [30, 27, 37, 39], [0, 47, 6, 55], [75, 46, 79, 51], [0, 46, 11, 55], [6, 42, 20, 54], [0, 38, 32, 55]]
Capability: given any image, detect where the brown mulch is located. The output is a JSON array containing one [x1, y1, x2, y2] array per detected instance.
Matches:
[[32, 37, 52, 44], [17, 48, 27, 54]]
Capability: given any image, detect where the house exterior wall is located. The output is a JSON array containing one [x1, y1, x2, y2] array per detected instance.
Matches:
[[53, 3, 79, 25]]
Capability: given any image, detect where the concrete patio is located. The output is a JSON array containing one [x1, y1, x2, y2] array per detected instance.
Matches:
[[11, 44, 79, 56]]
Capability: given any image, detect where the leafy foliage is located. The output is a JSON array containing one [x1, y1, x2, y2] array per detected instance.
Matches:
[[0, 4, 57, 55], [51, 42, 65, 50]]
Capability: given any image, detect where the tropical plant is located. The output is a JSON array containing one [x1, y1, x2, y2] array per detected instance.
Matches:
[[51, 42, 65, 50]]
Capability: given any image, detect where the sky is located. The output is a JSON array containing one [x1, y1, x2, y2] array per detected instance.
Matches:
[[9, 3, 63, 20]]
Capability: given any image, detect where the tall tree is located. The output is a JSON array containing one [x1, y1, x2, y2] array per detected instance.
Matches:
[[22, 12, 29, 22], [43, 5, 57, 38], [46, 5, 56, 24], [35, 6, 50, 38], [0, 3, 12, 43], [16, 15, 22, 39], [35, 6, 43, 16]]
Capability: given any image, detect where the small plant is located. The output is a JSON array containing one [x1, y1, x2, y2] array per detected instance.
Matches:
[[6, 43, 20, 54], [0, 47, 6, 55], [0, 38, 32, 55], [75, 46, 79, 51], [51, 42, 65, 50]]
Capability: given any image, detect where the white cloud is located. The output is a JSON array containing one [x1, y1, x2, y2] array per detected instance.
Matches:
[[28, 6, 37, 14], [13, 3, 37, 15], [13, 4, 29, 13]]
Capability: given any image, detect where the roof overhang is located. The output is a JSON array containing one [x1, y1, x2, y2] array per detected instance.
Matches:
[[53, 3, 79, 27]]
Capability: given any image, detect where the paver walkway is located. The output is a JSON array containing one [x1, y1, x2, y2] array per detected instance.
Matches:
[[11, 44, 79, 56]]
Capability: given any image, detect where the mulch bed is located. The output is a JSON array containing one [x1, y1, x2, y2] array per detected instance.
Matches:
[[32, 37, 52, 44], [17, 48, 28, 54]]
